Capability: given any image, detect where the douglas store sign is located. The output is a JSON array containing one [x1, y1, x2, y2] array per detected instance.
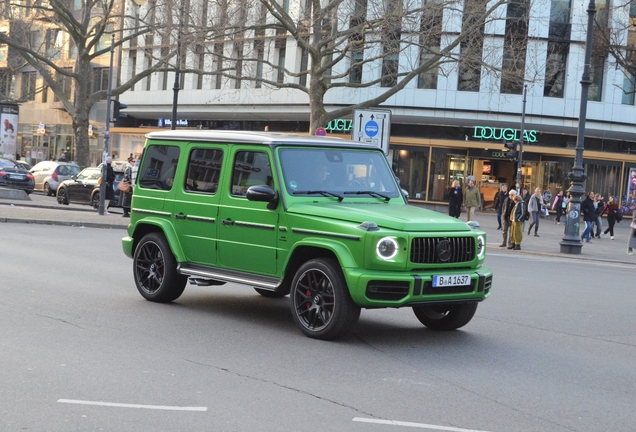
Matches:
[[473, 126, 537, 143]]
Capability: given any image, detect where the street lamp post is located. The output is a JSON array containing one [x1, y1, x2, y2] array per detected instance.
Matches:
[[560, 0, 596, 254], [171, 6, 185, 130], [98, 34, 115, 216], [516, 84, 527, 193]]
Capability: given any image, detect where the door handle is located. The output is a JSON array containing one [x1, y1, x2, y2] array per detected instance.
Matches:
[[175, 213, 186, 220], [222, 219, 234, 225]]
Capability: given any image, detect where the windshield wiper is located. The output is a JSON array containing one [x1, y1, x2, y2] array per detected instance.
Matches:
[[344, 191, 391, 202], [293, 190, 344, 202]]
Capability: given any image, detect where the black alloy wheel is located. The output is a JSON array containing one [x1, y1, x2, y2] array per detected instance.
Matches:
[[92, 192, 100, 210], [133, 233, 187, 302], [57, 188, 68, 205], [290, 258, 360, 340], [412, 302, 478, 331]]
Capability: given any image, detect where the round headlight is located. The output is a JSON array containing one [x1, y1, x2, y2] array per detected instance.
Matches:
[[376, 237, 399, 260], [477, 235, 486, 258]]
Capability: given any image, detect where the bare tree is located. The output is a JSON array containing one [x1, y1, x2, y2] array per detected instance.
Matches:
[[173, 0, 530, 133], [0, 0, 173, 167]]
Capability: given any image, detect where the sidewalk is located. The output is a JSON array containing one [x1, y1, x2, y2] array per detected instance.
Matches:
[[1, 193, 634, 265]]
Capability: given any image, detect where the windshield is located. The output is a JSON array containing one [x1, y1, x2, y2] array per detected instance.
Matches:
[[278, 148, 400, 199]]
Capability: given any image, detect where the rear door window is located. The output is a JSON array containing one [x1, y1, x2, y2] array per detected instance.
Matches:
[[138, 145, 181, 191], [184, 148, 223, 194]]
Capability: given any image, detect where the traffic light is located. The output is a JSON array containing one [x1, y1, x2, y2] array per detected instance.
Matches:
[[113, 100, 128, 122], [503, 141, 517, 161]]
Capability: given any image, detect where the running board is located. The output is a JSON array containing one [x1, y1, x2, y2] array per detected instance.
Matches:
[[177, 263, 281, 290]]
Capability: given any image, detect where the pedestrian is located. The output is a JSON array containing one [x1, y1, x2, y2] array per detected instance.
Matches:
[[499, 189, 517, 247], [601, 196, 619, 240], [581, 191, 596, 243], [493, 184, 508, 230], [119, 157, 135, 218], [628, 211, 636, 255], [448, 180, 463, 219], [527, 187, 543, 237], [520, 186, 531, 231], [552, 191, 566, 224], [105, 156, 116, 213], [509, 194, 525, 250], [593, 193, 605, 238], [463, 179, 481, 222]]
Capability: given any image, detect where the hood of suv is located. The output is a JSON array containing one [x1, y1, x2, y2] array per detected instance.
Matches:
[[287, 202, 471, 232]]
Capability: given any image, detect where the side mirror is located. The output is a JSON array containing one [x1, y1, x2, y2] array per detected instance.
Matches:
[[246, 185, 279, 209]]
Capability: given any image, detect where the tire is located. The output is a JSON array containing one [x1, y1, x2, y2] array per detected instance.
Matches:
[[57, 188, 69, 205], [254, 287, 287, 298], [133, 233, 187, 303], [43, 182, 52, 196], [290, 258, 360, 340], [413, 302, 478, 331], [92, 192, 100, 210]]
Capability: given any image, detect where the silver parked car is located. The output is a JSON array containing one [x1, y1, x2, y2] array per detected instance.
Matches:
[[30, 161, 81, 196]]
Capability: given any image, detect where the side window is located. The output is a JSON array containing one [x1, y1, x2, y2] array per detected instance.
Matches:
[[231, 151, 273, 197], [184, 147, 223, 194], [138, 145, 181, 191]]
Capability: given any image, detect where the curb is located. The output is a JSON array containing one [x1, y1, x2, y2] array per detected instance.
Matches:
[[0, 217, 127, 230]]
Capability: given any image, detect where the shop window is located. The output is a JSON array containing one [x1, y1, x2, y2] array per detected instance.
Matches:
[[621, 73, 635, 105], [391, 147, 429, 200], [428, 149, 466, 202], [624, 167, 636, 214]]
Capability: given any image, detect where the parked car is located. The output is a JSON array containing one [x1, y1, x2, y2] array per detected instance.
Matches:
[[14, 160, 31, 170], [56, 166, 124, 209], [30, 161, 81, 196], [0, 157, 35, 194]]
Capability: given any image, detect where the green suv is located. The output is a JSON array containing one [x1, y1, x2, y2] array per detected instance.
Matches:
[[122, 131, 492, 339]]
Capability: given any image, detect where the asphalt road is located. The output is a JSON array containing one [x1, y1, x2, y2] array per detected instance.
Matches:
[[1, 224, 635, 432]]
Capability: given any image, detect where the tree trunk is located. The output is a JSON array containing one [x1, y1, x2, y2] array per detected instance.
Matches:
[[73, 115, 90, 168], [308, 69, 328, 134]]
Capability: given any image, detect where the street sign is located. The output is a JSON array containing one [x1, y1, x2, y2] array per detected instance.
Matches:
[[315, 127, 327, 136], [351, 109, 391, 155]]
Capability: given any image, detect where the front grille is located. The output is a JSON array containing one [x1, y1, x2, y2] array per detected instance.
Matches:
[[410, 237, 475, 264], [366, 281, 410, 301], [422, 280, 475, 295]]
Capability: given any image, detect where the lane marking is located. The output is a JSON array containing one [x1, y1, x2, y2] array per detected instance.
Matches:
[[57, 399, 207, 412], [352, 417, 492, 432]]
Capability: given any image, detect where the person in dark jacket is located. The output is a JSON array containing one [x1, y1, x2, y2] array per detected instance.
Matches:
[[552, 191, 565, 224], [520, 186, 531, 230], [448, 180, 462, 218], [499, 189, 517, 247], [581, 191, 596, 243], [105, 157, 116, 212], [593, 193, 605, 238], [493, 184, 508, 230], [600, 196, 619, 239], [118, 157, 134, 217]]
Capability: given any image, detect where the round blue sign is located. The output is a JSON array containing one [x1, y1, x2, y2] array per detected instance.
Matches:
[[365, 121, 379, 137]]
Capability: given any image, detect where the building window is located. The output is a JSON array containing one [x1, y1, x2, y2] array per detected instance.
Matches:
[[457, 0, 486, 92], [544, 0, 571, 97], [254, 39, 264, 88], [233, 42, 243, 89], [93, 67, 109, 94], [380, 0, 401, 88], [213, 43, 224, 89], [350, 50, 364, 84], [45, 29, 61, 60], [299, 47, 308, 87], [418, 0, 442, 89], [348, 0, 367, 85], [128, 51, 137, 91], [195, 44, 205, 90], [588, 56, 605, 102], [277, 47, 286, 84], [621, 74, 635, 105], [22, 71, 37, 101], [0, 69, 11, 99], [54, 68, 72, 102], [501, 0, 529, 94]]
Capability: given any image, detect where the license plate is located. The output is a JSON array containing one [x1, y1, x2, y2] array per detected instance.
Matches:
[[432, 274, 471, 287], [8, 174, 25, 180]]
